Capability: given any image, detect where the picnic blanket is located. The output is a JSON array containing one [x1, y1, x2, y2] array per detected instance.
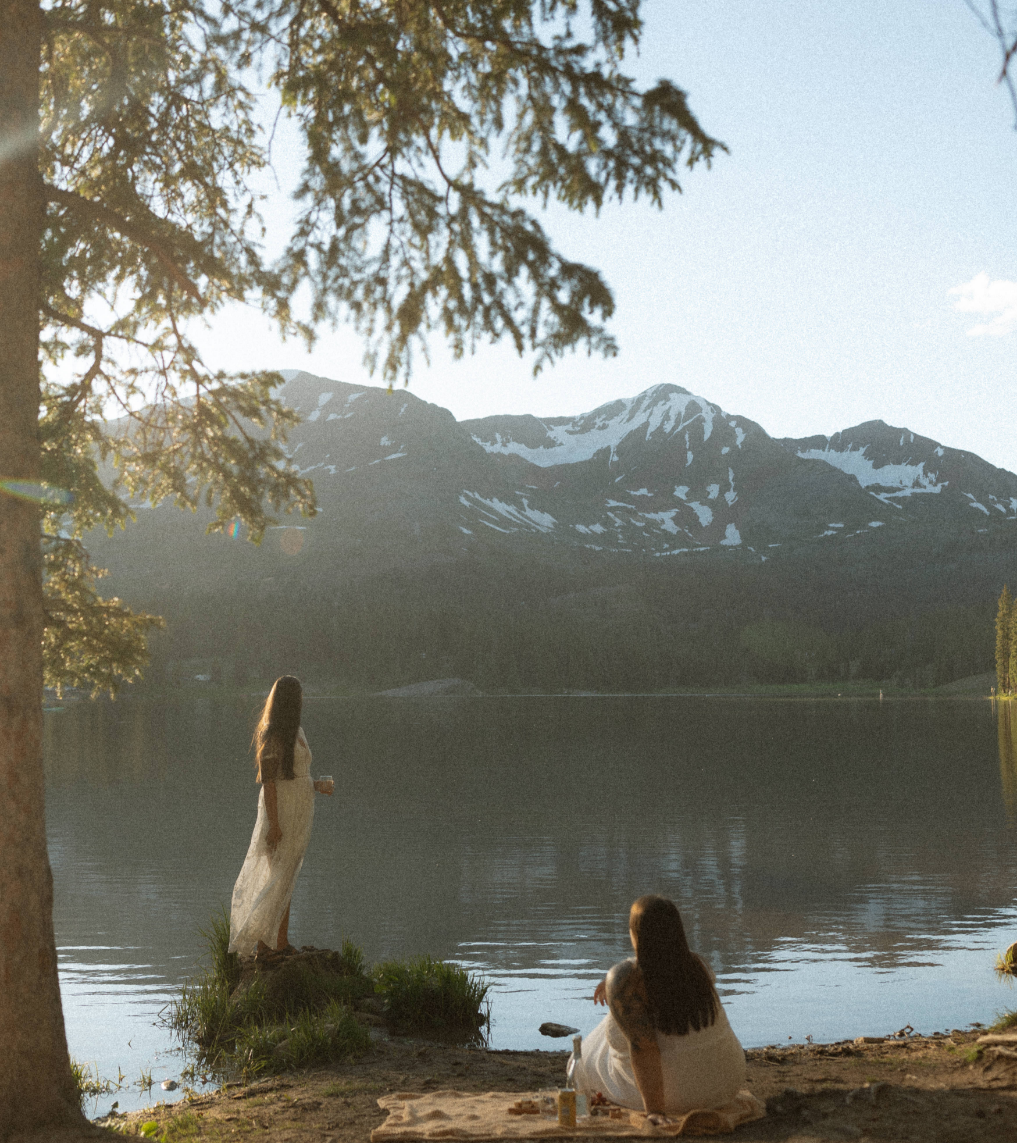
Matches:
[[370, 1089, 766, 1139]]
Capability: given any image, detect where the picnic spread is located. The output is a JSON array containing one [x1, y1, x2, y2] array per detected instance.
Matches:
[[370, 1088, 766, 1139]]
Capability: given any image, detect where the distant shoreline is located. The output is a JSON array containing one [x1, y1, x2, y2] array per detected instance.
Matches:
[[46, 671, 996, 704]]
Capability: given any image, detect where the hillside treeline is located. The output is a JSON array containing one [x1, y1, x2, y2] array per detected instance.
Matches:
[[135, 549, 995, 693]]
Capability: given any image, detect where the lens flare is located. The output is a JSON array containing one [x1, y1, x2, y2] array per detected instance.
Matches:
[[0, 479, 73, 506], [227, 519, 241, 539]]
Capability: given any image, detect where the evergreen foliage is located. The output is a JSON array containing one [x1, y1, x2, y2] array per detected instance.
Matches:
[[996, 584, 1012, 694], [132, 551, 995, 693], [30, 0, 724, 694], [1010, 608, 1017, 698]]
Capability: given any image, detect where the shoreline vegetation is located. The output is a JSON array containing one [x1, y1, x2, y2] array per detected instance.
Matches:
[[45, 671, 999, 706], [161, 913, 489, 1085]]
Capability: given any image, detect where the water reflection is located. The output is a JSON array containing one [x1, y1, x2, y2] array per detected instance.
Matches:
[[998, 700, 1017, 825], [45, 695, 1017, 1113]]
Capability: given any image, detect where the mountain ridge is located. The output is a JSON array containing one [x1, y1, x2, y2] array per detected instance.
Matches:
[[86, 372, 1014, 691]]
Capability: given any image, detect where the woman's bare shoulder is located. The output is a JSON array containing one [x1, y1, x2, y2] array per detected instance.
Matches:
[[605, 958, 640, 994]]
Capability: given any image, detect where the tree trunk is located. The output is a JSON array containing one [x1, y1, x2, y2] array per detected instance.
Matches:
[[0, 2, 86, 1137]]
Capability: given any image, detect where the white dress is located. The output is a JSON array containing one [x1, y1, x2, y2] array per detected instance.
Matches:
[[229, 728, 315, 955], [571, 965, 747, 1114]]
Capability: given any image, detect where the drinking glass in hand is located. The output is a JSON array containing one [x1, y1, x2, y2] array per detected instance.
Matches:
[[318, 775, 334, 796]]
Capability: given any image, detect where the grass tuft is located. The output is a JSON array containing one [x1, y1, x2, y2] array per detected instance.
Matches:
[[70, 1059, 119, 1107], [989, 1008, 1017, 1032], [233, 999, 371, 1074], [994, 941, 1017, 985], [168, 911, 490, 1078], [201, 907, 242, 994], [373, 955, 490, 1035], [167, 909, 374, 1079]]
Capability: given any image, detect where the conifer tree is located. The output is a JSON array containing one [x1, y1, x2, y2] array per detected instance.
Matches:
[[1001, 598, 1010, 694], [0, 3, 725, 1136], [995, 584, 1013, 694]]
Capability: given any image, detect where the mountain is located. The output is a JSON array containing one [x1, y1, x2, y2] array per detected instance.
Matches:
[[86, 374, 1015, 691], [242, 374, 1017, 557]]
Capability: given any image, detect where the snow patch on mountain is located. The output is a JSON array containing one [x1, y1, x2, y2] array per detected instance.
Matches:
[[642, 510, 683, 535], [797, 444, 945, 496], [306, 392, 334, 421], [470, 386, 716, 467], [720, 523, 742, 546], [459, 492, 557, 532]]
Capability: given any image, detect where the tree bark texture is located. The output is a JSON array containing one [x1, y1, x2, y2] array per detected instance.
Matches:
[[0, 1, 84, 1137]]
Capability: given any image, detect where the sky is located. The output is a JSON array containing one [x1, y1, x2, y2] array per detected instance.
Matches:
[[191, 1, 1017, 470]]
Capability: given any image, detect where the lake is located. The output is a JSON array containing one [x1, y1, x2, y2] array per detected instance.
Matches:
[[44, 694, 1017, 1116]]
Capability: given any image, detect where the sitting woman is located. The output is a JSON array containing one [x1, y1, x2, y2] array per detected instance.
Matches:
[[572, 895, 746, 1121]]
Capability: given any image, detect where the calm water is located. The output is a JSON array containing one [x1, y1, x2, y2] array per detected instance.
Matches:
[[44, 695, 1017, 1116]]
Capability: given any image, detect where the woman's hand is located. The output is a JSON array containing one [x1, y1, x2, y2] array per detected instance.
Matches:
[[266, 823, 283, 852], [593, 978, 608, 1006]]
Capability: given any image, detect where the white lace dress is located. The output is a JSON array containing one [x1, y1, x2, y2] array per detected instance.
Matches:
[[229, 728, 315, 954]]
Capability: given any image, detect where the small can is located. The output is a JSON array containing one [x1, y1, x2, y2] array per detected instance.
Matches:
[[558, 1088, 577, 1128]]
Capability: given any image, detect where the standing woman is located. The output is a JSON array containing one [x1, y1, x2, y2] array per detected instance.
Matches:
[[229, 676, 332, 955], [573, 895, 746, 1120]]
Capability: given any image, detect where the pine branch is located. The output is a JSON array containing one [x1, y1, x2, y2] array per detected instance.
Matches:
[[44, 184, 204, 302]]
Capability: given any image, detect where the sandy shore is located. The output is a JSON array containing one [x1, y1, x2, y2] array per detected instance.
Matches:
[[100, 1028, 1017, 1142]]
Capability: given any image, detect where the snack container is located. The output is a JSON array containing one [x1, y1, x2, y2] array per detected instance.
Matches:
[[558, 1088, 576, 1127]]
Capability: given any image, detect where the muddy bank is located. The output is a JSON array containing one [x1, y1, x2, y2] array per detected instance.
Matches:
[[101, 1028, 1017, 1141]]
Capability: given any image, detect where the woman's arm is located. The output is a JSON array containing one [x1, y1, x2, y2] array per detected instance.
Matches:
[[606, 961, 666, 1116], [263, 780, 282, 851]]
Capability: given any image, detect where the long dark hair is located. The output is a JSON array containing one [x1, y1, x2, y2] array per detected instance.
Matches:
[[631, 895, 718, 1036], [253, 676, 302, 781]]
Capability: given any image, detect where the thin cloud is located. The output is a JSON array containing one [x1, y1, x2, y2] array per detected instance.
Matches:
[[948, 272, 1017, 336]]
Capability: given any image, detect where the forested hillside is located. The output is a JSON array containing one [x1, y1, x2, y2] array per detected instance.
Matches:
[[88, 374, 1012, 692]]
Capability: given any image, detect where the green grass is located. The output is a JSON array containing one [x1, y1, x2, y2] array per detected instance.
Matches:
[[70, 1059, 119, 1107], [373, 954, 490, 1035], [161, 1112, 203, 1140], [994, 941, 1017, 984], [233, 1000, 370, 1074], [168, 911, 489, 1078], [167, 910, 376, 1079], [989, 1009, 1017, 1032]]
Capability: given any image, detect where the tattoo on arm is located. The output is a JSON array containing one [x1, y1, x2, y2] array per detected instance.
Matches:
[[606, 961, 656, 1052]]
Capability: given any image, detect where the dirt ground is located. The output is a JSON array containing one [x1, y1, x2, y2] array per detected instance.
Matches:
[[102, 1030, 1017, 1143]]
